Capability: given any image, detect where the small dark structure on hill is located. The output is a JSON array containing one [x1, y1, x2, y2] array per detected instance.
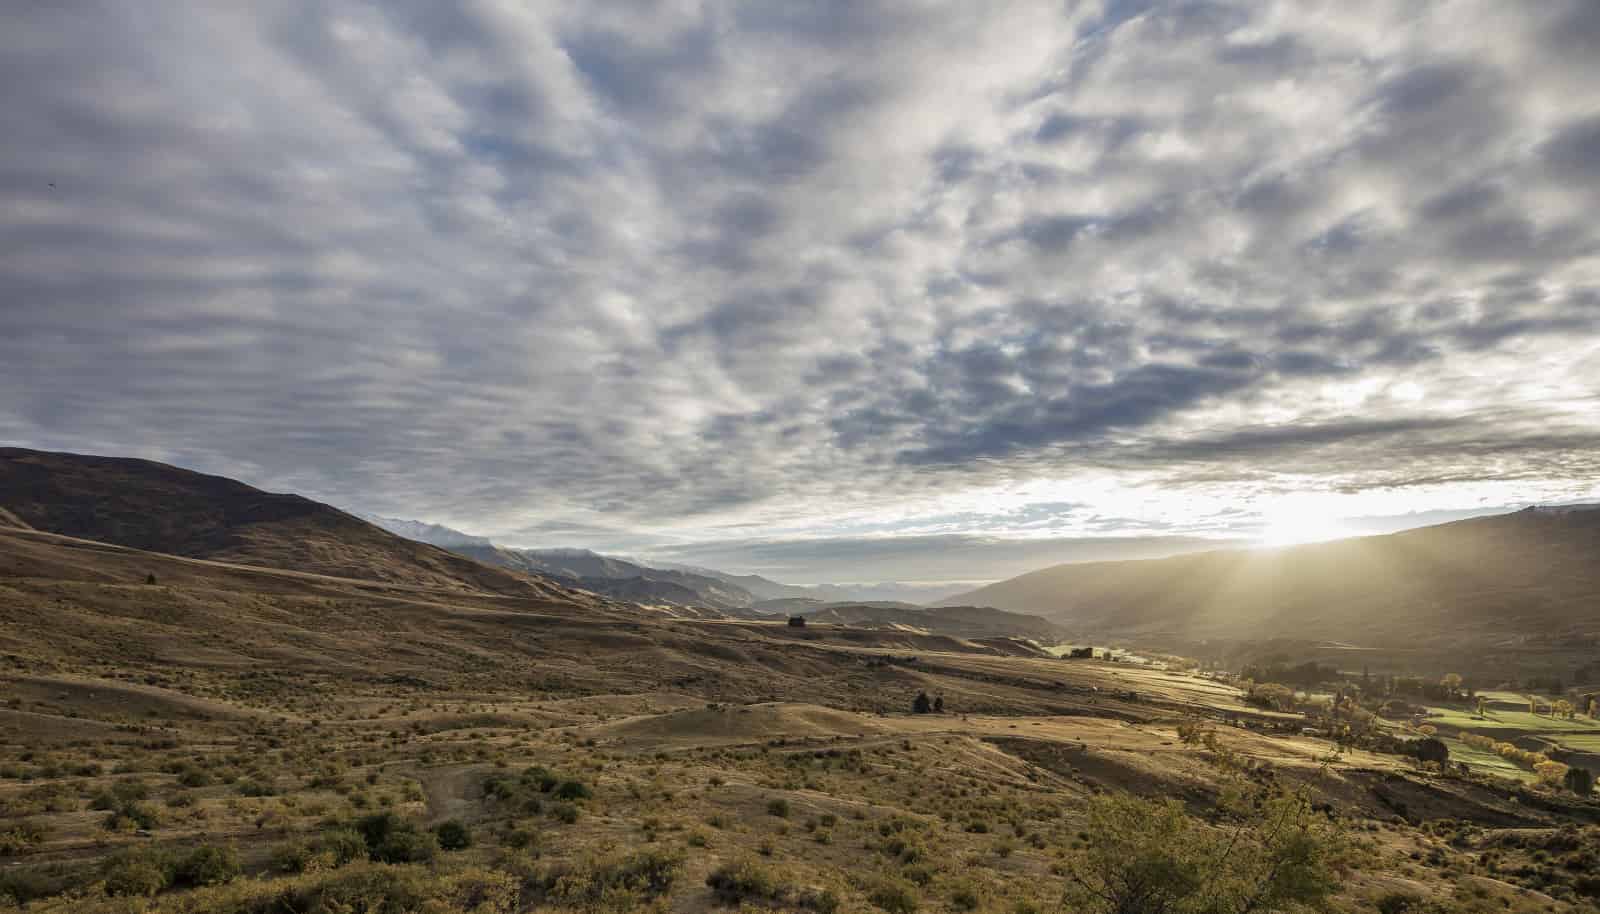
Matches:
[[787, 615, 806, 628], [1068, 647, 1094, 659]]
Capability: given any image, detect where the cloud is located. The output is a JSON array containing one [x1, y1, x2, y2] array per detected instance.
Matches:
[[2, 0, 1599, 578]]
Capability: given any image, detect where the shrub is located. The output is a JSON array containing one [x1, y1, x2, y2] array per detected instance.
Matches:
[[524, 766, 560, 792], [174, 844, 240, 887], [553, 779, 591, 801], [552, 802, 580, 824], [103, 800, 161, 832], [1, 861, 93, 906], [355, 812, 437, 863], [374, 825, 437, 864], [0, 819, 47, 855], [321, 826, 369, 866], [1376, 892, 1420, 914], [869, 878, 920, 914], [767, 797, 791, 817], [434, 819, 473, 851], [101, 848, 173, 897], [949, 879, 981, 911], [706, 858, 786, 904], [177, 766, 214, 788], [544, 849, 683, 907], [800, 886, 842, 913]]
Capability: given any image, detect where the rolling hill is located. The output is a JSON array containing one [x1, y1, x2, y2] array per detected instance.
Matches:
[[941, 507, 1600, 648], [0, 448, 580, 599], [796, 602, 1066, 642]]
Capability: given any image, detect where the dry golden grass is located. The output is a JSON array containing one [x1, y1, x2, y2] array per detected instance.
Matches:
[[3, 528, 1599, 913]]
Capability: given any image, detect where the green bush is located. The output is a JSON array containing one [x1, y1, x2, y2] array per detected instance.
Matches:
[[103, 800, 161, 832], [553, 779, 591, 801], [374, 826, 437, 864], [434, 819, 473, 851], [101, 848, 173, 897], [523, 766, 560, 792], [949, 879, 981, 911], [174, 844, 240, 887], [354, 812, 438, 863], [869, 878, 920, 914], [706, 858, 786, 904], [767, 797, 791, 818], [177, 766, 214, 788], [321, 826, 369, 866], [0, 861, 92, 906], [0, 819, 47, 855], [545, 849, 683, 906]]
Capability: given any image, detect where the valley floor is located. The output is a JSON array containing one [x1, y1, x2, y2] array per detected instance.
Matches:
[[3, 526, 1599, 912]]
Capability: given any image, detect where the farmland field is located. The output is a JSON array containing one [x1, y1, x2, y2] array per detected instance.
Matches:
[[1437, 735, 1541, 784], [1422, 706, 1600, 734]]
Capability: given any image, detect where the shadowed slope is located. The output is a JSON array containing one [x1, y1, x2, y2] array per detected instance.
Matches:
[[941, 508, 1600, 647], [0, 448, 574, 597]]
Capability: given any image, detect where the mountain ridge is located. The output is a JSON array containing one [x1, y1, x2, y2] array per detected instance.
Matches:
[[940, 506, 1600, 648], [0, 448, 581, 601]]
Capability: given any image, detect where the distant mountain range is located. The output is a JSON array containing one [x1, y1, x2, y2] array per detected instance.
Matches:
[[359, 515, 960, 610], [941, 505, 1600, 649], [0, 449, 1064, 641]]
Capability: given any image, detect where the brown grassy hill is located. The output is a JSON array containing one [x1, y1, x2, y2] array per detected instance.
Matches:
[[941, 508, 1600, 648], [0, 447, 575, 598]]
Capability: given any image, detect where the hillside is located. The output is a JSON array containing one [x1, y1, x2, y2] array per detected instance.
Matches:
[[3, 463, 1599, 914], [942, 507, 1600, 648], [450, 544, 758, 610], [800, 602, 1066, 642], [0, 448, 577, 598]]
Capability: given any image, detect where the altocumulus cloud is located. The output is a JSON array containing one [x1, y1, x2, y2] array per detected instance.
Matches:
[[3, 0, 1599, 567]]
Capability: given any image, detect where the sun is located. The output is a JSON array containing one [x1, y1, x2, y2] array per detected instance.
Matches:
[[1255, 512, 1354, 548]]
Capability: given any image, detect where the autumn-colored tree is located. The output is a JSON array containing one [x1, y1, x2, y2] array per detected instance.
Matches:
[[1534, 759, 1570, 787], [1440, 673, 1463, 700], [1553, 699, 1574, 720]]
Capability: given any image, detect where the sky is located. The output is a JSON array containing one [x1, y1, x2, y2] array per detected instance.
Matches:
[[3, 1, 1599, 586]]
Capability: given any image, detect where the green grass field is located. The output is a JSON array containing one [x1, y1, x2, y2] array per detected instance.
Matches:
[[1547, 733, 1600, 753], [1422, 706, 1600, 733], [1438, 735, 1540, 784]]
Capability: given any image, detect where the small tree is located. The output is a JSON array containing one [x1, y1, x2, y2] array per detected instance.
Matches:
[[787, 616, 806, 628], [1440, 673, 1462, 701], [932, 694, 945, 713], [912, 691, 932, 714], [1412, 738, 1448, 767], [1534, 759, 1570, 787], [433, 819, 472, 850], [1564, 766, 1594, 796], [144, 573, 157, 585]]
